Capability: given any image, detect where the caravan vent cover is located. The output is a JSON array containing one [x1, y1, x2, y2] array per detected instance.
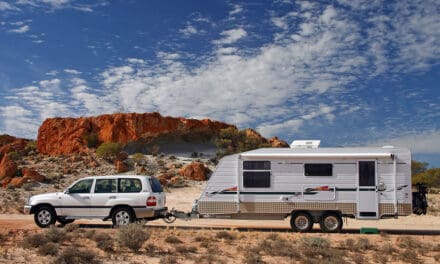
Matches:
[[290, 140, 320, 149]]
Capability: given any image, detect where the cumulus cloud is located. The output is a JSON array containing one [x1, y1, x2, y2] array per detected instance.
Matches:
[[371, 130, 440, 154], [213, 28, 247, 45], [179, 24, 198, 37], [0, 2, 19, 11], [9, 24, 30, 33], [1, 0, 439, 144], [64, 69, 81, 74]]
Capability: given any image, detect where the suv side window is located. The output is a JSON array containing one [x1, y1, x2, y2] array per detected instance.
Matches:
[[119, 178, 142, 193], [149, 177, 163, 193], [69, 179, 93, 194], [94, 179, 117, 193]]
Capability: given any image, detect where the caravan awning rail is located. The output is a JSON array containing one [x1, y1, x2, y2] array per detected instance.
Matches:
[[240, 153, 393, 159]]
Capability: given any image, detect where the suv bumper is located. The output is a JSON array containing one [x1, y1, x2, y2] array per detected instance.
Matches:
[[24, 205, 32, 214], [134, 207, 168, 219]]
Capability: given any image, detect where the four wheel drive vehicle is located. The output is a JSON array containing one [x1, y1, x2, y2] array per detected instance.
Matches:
[[24, 175, 167, 228]]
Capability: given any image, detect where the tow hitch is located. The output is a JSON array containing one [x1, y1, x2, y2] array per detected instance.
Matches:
[[162, 208, 194, 223]]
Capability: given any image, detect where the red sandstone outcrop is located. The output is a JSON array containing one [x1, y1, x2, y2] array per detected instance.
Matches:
[[179, 162, 211, 181], [268, 136, 289, 148], [0, 134, 30, 157], [22, 168, 45, 182], [37, 112, 234, 155], [0, 155, 17, 180]]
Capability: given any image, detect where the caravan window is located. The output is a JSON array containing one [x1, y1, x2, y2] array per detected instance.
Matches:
[[243, 161, 271, 170], [304, 164, 333, 176], [243, 172, 271, 188]]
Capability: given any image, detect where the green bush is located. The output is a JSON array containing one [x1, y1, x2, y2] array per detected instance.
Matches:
[[7, 151, 21, 161], [117, 222, 149, 253], [82, 133, 99, 148], [96, 142, 122, 160], [25, 141, 37, 152], [45, 225, 67, 243], [132, 153, 145, 163]]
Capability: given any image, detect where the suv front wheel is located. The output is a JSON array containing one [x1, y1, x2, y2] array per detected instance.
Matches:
[[112, 207, 134, 227], [34, 206, 56, 228]]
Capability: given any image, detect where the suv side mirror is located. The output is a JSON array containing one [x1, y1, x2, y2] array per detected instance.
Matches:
[[64, 189, 70, 194]]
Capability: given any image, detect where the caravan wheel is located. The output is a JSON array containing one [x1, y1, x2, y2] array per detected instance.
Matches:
[[290, 212, 313, 232], [319, 213, 343, 233]]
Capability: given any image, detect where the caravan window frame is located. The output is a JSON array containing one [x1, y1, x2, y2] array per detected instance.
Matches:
[[304, 163, 333, 177], [242, 160, 271, 188]]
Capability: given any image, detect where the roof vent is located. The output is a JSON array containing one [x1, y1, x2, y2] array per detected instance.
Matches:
[[290, 140, 320, 149]]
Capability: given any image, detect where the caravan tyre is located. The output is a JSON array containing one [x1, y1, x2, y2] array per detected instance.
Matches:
[[319, 213, 343, 233], [290, 212, 313, 232]]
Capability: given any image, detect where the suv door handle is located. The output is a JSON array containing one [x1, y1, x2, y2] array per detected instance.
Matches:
[[82, 197, 90, 200], [109, 196, 116, 199]]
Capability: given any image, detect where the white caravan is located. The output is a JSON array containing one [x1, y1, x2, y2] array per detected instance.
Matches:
[[191, 143, 416, 232]]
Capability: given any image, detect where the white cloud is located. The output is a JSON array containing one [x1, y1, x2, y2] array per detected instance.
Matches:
[[371, 130, 440, 154], [0, 1, 19, 11], [64, 69, 81, 74], [179, 25, 198, 37], [229, 4, 243, 16], [9, 25, 30, 33], [213, 28, 247, 45]]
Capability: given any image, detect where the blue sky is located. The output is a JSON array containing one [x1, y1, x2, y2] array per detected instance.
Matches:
[[0, 0, 439, 166]]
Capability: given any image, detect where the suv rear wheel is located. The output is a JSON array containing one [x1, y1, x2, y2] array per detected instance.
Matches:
[[112, 207, 134, 227], [34, 206, 56, 228]]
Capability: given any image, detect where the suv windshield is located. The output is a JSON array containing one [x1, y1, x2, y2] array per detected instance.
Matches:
[[149, 177, 163, 193]]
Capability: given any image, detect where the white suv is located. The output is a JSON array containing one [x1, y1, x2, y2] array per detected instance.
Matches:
[[24, 175, 167, 227]]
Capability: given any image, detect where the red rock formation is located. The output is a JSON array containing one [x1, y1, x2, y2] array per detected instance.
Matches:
[[22, 168, 45, 182], [179, 162, 211, 181], [0, 134, 30, 157], [8, 177, 28, 188], [0, 155, 17, 180], [268, 137, 289, 148], [37, 112, 234, 155], [115, 160, 129, 173]]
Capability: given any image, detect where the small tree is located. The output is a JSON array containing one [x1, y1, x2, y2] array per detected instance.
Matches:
[[96, 142, 122, 161], [82, 133, 99, 148]]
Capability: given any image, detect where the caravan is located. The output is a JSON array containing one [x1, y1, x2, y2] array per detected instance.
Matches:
[[191, 141, 420, 232]]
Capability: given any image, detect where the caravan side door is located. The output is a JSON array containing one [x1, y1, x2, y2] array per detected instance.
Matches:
[[357, 161, 379, 219]]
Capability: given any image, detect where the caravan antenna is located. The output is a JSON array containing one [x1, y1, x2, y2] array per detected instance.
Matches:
[[290, 140, 320, 149]]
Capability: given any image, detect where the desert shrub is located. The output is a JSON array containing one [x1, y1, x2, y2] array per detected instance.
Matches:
[[83, 229, 96, 239], [82, 133, 99, 148], [37, 242, 58, 256], [159, 255, 178, 264], [266, 233, 280, 241], [22, 183, 34, 191], [96, 142, 122, 161], [117, 222, 149, 253], [94, 232, 113, 252], [356, 237, 372, 250], [373, 252, 389, 264], [25, 141, 37, 152], [191, 152, 198, 158], [352, 253, 366, 264], [175, 245, 197, 254], [64, 223, 79, 233], [151, 145, 160, 156], [379, 243, 396, 254], [434, 253, 440, 261], [242, 246, 264, 264], [21, 233, 48, 248], [7, 151, 21, 161], [300, 236, 330, 248], [194, 235, 210, 242], [132, 153, 145, 163], [398, 236, 421, 249], [165, 235, 182, 244], [56, 246, 98, 264], [169, 155, 176, 160], [399, 249, 421, 264], [45, 225, 67, 243], [215, 231, 236, 240]]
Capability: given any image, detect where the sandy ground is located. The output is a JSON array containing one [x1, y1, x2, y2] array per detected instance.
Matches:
[[1, 182, 439, 233]]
